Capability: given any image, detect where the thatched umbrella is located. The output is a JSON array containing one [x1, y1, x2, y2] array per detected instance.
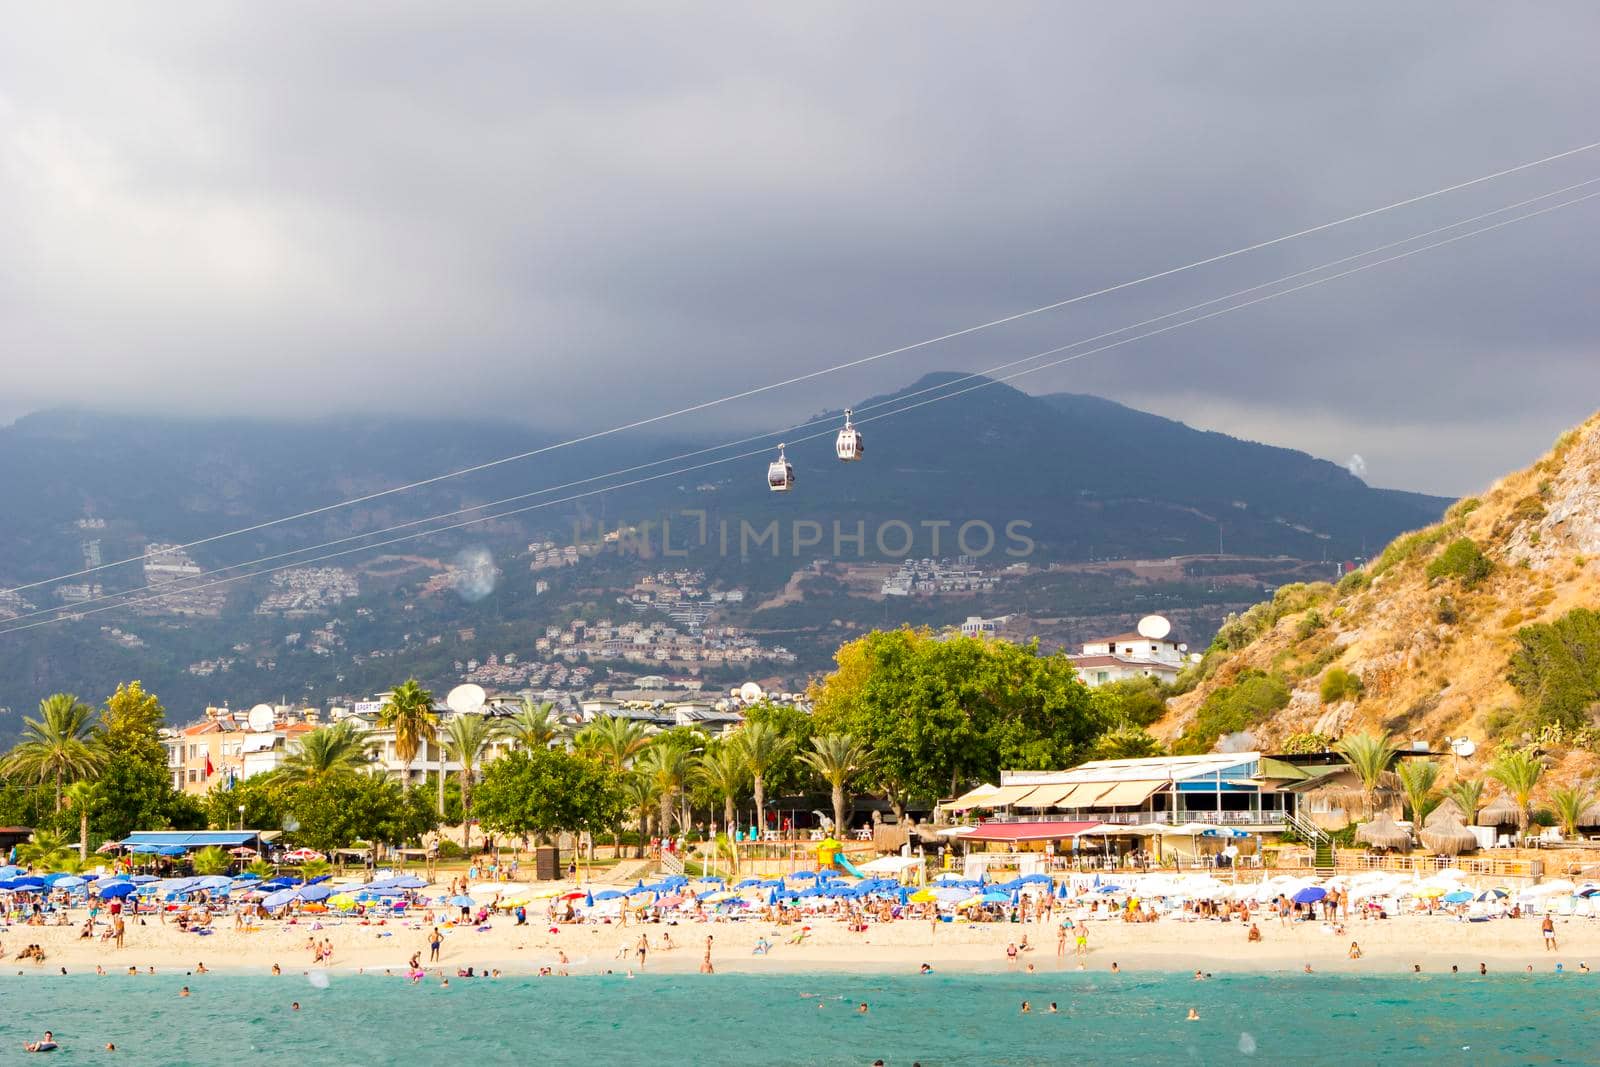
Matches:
[[1423, 796, 1465, 828], [1355, 810, 1412, 852], [1477, 793, 1526, 828], [1419, 814, 1479, 855]]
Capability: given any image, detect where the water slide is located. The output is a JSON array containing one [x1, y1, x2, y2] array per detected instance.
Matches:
[[835, 852, 867, 879]]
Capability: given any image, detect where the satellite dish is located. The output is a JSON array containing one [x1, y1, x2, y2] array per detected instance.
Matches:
[[446, 683, 487, 715], [1178, 644, 1189, 653], [1136, 615, 1172, 640], [1449, 737, 1477, 759], [738, 682, 764, 703], [247, 704, 275, 733]]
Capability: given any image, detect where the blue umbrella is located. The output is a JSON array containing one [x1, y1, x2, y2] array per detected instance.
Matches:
[[93, 882, 137, 899], [52, 876, 87, 889], [298, 884, 336, 903], [980, 890, 1011, 904], [128, 875, 158, 884], [734, 878, 764, 889], [593, 890, 624, 901], [262, 887, 300, 909], [1442, 890, 1474, 904], [449, 895, 475, 907], [584, 891, 595, 908], [157, 845, 188, 857], [1291, 887, 1327, 905]]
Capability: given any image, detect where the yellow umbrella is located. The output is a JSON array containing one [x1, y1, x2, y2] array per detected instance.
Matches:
[[329, 894, 358, 910], [1411, 885, 1447, 898], [702, 890, 737, 903], [908, 888, 937, 903]]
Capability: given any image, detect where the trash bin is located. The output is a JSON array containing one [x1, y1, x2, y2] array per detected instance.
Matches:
[[534, 846, 560, 881]]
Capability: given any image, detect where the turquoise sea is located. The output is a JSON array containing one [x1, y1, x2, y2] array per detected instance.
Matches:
[[0, 970, 1590, 1065]]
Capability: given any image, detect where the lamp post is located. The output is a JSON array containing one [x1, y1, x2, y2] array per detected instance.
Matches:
[[238, 804, 246, 832]]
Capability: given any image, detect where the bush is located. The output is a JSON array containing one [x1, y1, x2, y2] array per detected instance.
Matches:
[[1446, 497, 1482, 521], [1295, 610, 1327, 641], [1279, 732, 1333, 754], [1320, 668, 1363, 704], [1508, 608, 1600, 728], [435, 840, 466, 860], [1372, 526, 1451, 578], [1337, 569, 1371, 596], [1426, 538, 1492, 588], [1175, 670, 1290, 753], [1435, 596, 1459, 625]]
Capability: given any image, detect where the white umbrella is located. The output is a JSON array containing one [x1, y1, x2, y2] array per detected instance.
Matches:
[[468, 882, 528, 898]]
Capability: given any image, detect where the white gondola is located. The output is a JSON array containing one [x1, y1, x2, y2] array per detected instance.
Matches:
[[834, 408, 863, 462], [767, 443, 795, 492]]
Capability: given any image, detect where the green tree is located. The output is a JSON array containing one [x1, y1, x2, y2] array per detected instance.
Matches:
[[1090, 677, 1169, 729], [694, 742, 749, 835], [441, 714, 506, 849], [1507, 608, 1600, 728], [63, 780, 97, 862], [1548, 784, 1595, 839], [3, 693, 103, 813], [1334, 730, 1400, 818], [637, 739, 695, 835], [17, 829, 75, 870], [1091, 724, 1165, 761], [473, 749, 626, 842], [1443, 777, 1485, 824], [203, 776, 290, 834], [291, 773, 436, 855], [378, 679, 437, 789], [275, 720, 371, 787], [88, 683, 199, 841], [731, 720, 794, 837], [507, 699, 563, 750], [1395, 759, 1439, 823], [574, 716, 652, 770], [623, 771, 660, 857], [1320, 668, 1364, 705], [801, 733, 869, 834], [191, 846, 229, 875], [1488, 748, 1544, 836]]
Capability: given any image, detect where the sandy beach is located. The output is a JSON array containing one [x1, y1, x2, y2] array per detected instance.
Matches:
[[9, 886, 1599, 980]]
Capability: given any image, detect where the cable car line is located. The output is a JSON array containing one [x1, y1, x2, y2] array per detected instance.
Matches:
[[1, 182, 1594, 638], [5, 139, 1596, 601]]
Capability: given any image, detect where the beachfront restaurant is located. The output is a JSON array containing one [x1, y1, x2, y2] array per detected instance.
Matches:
[[944, 753, 1309, 870]]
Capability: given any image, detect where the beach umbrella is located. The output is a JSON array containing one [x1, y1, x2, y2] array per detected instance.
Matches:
[[94, 882, 137, 899], [1442, 890, 1474, 904], [1410, 885, 1447, 898], [1423, 796, 1466, 828], [51, 875, 87, 889], [1291, 887, 1327, 905], [584, 890, 595, 908], [593, 890, 625, 901], [448, 895, 475, 907], [262, 887, 300, 909], [229, 847, 259, 858], [157, 845, 188, 857], [299, 884, 336, 903], [231, 873, 262, 883], [128, 875, 158, 884], [1419, 815, 1479, 856], [1355, 812, 1412, 852]]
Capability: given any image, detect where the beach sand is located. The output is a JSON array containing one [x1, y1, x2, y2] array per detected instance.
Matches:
[[7, 886, 1596, 979]]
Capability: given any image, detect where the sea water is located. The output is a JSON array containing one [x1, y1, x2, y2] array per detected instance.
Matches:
[[0, 970, 1587, 1065]]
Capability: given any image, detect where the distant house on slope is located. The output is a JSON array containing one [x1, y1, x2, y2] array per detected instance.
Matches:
[[1069, 630, 1188, 687]]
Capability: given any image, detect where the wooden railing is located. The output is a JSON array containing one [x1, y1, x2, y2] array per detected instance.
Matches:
[[1330, 853, 1542, 880]]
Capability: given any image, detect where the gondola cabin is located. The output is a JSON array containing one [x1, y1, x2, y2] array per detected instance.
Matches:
[[767, 443, 795, 492], [835, 409, 863, 462]]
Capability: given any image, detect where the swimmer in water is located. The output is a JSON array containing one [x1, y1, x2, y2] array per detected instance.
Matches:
[[291, 1002, 300, 1012], [1048, 1002, 1058, 1014], [25, 1030, 58, 1052], [180, 986, 190, 997], [1020, 1001, 1031, 1014], [1186, 1009, 1199, 1022], [919, 963, 932, 974], [857, 1003, 869, 1014]]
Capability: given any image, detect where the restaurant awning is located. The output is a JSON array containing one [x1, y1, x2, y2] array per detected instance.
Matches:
[[1058, 783, 1113, 807], [946, 784, 1002, 811], [1092, 780, 1166, 807], [983, 784, 1045, 807], [1016, 782, 1079, 808], [962, 821, 1101, 842]]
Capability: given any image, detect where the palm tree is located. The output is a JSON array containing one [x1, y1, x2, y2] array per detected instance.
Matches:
[[1489, 749, 1545, 839], [275, 720, 370, 787], [1548, 784, 1595, 839], [732, 721, 793, 838], [191, 846, 229, 875], [1333, 729, 1400, 819], [639, 742, 695, 836], [507, 698, 563, 750], [63, 780, 97, 863], [623, 772, 661, 858], [246, 858, 274, 879], [695, 744, 748, 837], [17, 830, 75, 870], [378, 679, 437, 790], [442, 714, 506, 849], [4, 693, 103, 813], [1444, 777, 1485, 823], [1395, 759, 1439, 824], [801, 733, 869, 835], [576, 716, 653, 770]]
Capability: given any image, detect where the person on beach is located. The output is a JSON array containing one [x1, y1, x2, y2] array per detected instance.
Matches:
[[429, 927, 443, 962], [636, 934, 649, 968], [1348, 942, 1363, 960], [701, 936, 714, 974], [1075, 925, 1088, 958], [1542, 915, 1557, 951], [1247, 923, 1261, 943], [1056, 923, 1067, 957]]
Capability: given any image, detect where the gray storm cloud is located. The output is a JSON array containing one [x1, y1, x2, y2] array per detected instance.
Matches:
[[1, 3, 1599, 495]]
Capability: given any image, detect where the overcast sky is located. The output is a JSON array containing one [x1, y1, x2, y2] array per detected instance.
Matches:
[[3, 3, 1598, 495]]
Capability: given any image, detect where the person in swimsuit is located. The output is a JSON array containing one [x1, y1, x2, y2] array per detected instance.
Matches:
[[24, 1031, 57, 1052]]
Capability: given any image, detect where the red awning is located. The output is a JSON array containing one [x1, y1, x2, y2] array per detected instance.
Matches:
[[963, 821, 1102, 842]]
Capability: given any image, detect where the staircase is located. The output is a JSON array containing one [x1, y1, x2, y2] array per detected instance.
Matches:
[[658, 850, 685, 878], [1286, 811, 1336, 876]]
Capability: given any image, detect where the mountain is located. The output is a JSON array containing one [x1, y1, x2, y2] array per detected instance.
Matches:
[[0, 376, 1452, 743], [1157, 410, 1600, 767]]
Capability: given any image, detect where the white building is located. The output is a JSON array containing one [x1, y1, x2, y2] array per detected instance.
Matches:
[[1070, 630, 1187, 687]]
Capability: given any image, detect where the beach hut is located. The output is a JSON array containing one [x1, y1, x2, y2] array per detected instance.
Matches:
[[1476, 794, 1526, 828], [1355, 811, 1412, 852], [1418, 814, 1479, 856], [1422, 796, 1465, 829]]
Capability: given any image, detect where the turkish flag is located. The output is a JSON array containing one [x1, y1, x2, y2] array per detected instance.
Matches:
[[204, 753, 214, 777]]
